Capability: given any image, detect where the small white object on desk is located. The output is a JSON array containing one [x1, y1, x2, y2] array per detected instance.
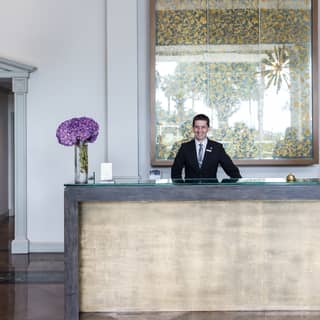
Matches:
[[100, 163, 112, 181], [149, 169, 161, 180]]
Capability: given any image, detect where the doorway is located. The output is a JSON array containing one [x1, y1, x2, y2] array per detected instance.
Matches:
[[0, 57, 36, 254], [0, 80, 13, 225]]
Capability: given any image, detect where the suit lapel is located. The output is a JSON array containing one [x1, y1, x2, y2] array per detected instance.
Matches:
[[189, 140, 199, 169], [201, 139, 214, 168]]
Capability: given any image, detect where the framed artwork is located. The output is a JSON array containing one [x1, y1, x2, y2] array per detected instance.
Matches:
[[150, 0, 318, 166]]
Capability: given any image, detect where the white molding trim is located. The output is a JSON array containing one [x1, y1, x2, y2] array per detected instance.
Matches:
[[11, 81, 28, 254], [8, 96, 14, 217], [12, 240, 64, 254], [29, 242, 64, 253], [0, 57, 36, 74], [11, 239, 29, 254], [0, 57, 37, 254]]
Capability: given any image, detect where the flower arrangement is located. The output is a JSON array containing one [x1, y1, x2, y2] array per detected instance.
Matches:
[[56, 116, 99, 146], [56, 117, 99, 183]]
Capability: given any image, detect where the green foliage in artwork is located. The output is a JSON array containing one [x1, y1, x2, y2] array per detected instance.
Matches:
[[156, 9, 207, 46], [160, 63, 207, 123], [216, 123, 258, 159], [156, 8, 310, 46], [260, 9, 310, 44], [164, 122, 258, 160], [206, 63, 259, 128], [156, 0, 207, 11], [155, 108, 195, 160], [208, 9, 259, 45], [167, 120, 193, 160], [154, 1, 313, 162], [157, 120, 313, 161], [155, 48, 313, 161], [159, 61, 259, 129], [273, 127, 312, 158]]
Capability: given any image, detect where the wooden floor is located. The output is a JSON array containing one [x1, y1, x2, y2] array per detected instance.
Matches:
[[0, 214, 64, 320], [0, 214, 319, 320]]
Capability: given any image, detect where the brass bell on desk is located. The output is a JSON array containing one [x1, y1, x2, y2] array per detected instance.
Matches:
[[286, 173, 296, 182]]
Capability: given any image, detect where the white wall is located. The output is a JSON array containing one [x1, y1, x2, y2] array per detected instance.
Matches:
[[0, 0, 106, 250], [106, 0, 139, 177], [0, 0, 319, 251], [0, 91, 8, 216]]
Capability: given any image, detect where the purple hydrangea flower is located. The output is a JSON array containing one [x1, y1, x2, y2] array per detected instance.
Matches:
[[56, 117, 99, 146]]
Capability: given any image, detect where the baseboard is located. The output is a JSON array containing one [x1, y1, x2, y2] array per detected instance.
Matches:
[[29, 241, 64, 253], [11, 239, 29, 254]]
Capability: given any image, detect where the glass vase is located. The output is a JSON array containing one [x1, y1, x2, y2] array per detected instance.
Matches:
[[74, 142, 88, 184]]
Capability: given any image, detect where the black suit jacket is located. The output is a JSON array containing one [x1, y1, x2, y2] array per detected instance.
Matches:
[[171, 139, 241, 181]]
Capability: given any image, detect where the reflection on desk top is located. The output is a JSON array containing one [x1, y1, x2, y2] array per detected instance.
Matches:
[[64, 177, 320, 187]]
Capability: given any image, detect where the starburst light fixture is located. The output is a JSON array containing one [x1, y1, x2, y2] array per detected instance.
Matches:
[[261, 45, 290, 94]]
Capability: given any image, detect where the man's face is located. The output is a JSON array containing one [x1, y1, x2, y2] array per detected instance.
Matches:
[[192, 120, 209, 141]]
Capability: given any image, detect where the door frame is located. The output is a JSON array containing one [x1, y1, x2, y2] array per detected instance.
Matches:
[[0, 57, 36, 254]]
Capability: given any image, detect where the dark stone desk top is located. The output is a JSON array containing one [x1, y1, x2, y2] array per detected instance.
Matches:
[[65, 178, 320, 201]]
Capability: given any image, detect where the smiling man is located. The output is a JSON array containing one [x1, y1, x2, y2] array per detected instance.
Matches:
[[171, 114, 241, 182]]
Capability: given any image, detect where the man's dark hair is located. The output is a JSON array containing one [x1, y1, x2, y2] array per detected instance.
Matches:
[[192, 114, 210, 127]]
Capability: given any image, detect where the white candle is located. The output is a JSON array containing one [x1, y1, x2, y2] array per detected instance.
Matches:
[[100, 163, 112, 181]]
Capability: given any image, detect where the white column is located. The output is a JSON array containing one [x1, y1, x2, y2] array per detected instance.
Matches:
[[8, 94, 14, 216], [11, 77, 29, 254]]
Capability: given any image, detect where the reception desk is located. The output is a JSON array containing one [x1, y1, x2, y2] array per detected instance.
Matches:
[[64, 178, 320, 320]]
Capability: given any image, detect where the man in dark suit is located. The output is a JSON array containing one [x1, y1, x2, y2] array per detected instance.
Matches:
[[171, 114, 241, 182]]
